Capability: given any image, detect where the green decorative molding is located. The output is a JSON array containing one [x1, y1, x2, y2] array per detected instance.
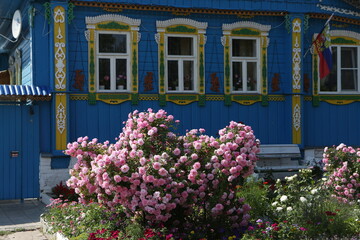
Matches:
[[224, 94, 232, 106], [303, 15, 309, 33], [285, 15, 291, 34], [232, 95, 260, 101], [199, 94, 206, 106], [332, 38, 357, 44], [88, 92, 97, 105], [132, 49, 138, 91], [166, 25, 196, 33], [67, 2, 75, 24], [231, 28, 259, 36], [312, 95, 320, 107], [98, 94, 130, 100], [159, 94, 166, 106], [313, 57, 318, 95], [131, 93, 139, 105], [199, 51, 204, 91], [98, 21, 129, 30], [261, 94, 269, 106], [90, 48, 95, 85], [225, 52, 230, 88], [262, 53, 267, 94], [160, 51, 165, 92], [321, 95, 360, 101], [167, 95, 197, 101], [44, 2, 51, 24]]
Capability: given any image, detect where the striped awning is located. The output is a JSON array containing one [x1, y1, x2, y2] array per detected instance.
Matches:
[[0, 85, 51, 101]]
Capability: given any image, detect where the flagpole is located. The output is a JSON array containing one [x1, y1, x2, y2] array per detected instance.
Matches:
[[303, 13, 334, 58]]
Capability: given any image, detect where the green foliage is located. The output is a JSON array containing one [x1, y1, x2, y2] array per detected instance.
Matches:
[[236, 179, 273, 221], [43, 201, 127, 239]]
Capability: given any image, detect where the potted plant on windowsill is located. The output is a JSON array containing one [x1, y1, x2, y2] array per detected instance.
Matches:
[[116, 74, 126, 90], [99, 75, 110, 90]]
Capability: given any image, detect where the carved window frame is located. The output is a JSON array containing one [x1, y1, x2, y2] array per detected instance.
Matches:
[[156, 18, 207, 106], [313, 30, 360, 95], [85, 14, 141, 104], [222, 21, 271, 105]]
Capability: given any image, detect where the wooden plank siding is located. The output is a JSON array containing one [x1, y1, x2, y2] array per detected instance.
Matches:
[[69, 99, 290, 145], [0, 105, 39, 200]]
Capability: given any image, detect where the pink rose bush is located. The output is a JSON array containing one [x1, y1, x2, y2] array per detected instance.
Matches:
[[323, 143, 360, 204], [65, 109, 260, 231]]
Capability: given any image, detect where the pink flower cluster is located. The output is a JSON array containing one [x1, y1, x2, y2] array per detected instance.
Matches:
[[65, 109, 260, 228], [323, 144, 360, 204]]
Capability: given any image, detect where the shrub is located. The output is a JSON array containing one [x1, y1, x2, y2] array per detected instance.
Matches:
[[64, 109, 260, 236], [322, 143, 360, 204], [51, 181, 78, 202]]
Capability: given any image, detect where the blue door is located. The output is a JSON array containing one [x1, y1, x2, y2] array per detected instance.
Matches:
[[0, 104, 40, 200]]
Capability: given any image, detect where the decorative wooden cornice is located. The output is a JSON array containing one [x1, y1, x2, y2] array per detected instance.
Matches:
[[71, 1, 360, 26], [308, 13, 360, 26], [70, 1, 287, 16]]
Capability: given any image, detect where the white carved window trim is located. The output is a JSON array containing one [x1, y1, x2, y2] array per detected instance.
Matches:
[[95, 31, 131, 92], [165, 34, 198, 93], [230, 37, 261, 93]]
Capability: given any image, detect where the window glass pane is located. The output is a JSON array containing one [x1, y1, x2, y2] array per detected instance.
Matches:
[[341, 69, 357, 91], [321, 47, 337, 91], [116, 59, 127, 90], [168, 60, 179, 90], [99, 34, 127, 53], [183, 61, 194, 90], [247, 62, 257, 91], [341, 47, 357, 68], [232, 39, 256, 57], [99, 58, 111, 90], [168, 37, 193, 56], [232, 62, 243, 91]]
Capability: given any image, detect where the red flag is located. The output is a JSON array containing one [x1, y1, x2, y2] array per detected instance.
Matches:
[[313, 23, 333, 79]]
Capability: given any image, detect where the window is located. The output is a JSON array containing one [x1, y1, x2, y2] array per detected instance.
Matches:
[[85, 14, 141, 95], [166, 36, 196, 92], [97, 32, 130, 91], [231, 38, 259, 92], [320, 45, 360, 93], [222, 21, 271, 99], [156, 18, 207, 96]]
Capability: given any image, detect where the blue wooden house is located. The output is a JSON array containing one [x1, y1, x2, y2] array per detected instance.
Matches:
[[0, 0, 359, 200]]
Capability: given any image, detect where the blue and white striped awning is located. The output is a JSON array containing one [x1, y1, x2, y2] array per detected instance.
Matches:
[[0, 85, 51, 101]]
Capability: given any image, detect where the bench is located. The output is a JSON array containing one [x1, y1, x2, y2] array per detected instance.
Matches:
[[256, 144, 305, 178]]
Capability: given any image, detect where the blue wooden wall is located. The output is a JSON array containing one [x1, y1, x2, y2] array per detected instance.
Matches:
[[69, 100, 291, 145], [32, 0, 360, 152], [67, 7, 294, 145]]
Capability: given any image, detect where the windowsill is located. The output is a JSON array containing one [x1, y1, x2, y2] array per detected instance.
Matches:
[[166, 91, 199, 94], [97, 90, 130, 93], [318, 92, 360, 95], [231, 92, 261, 94]]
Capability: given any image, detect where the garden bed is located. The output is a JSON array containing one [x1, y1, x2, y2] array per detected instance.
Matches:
[[41, 217, 69, 240], [41, 110, 359, 240]]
